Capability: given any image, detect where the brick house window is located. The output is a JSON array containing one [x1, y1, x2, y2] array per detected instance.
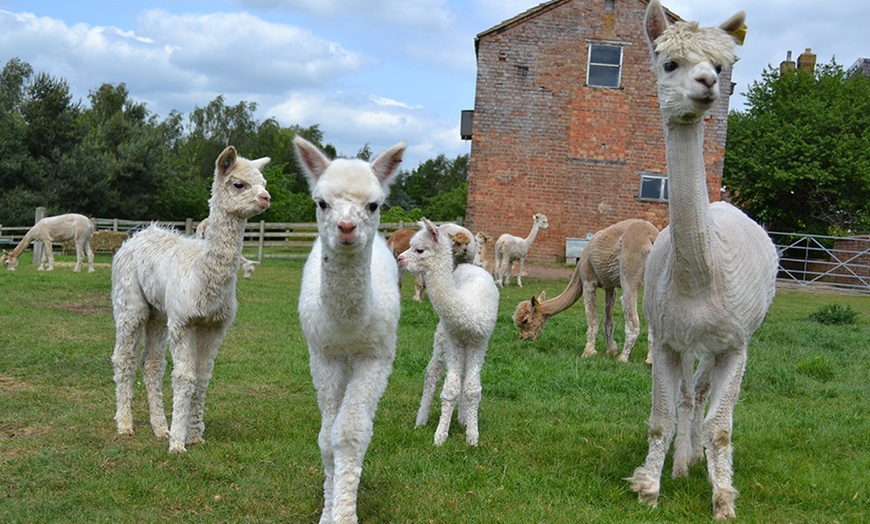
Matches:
[[639, 174, 668, 201], [587, 44, 623, 88]]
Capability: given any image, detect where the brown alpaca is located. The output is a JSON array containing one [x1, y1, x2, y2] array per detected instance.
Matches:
[[513, 219, 659, 363]]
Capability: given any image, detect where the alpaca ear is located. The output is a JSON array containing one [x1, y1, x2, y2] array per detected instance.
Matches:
[[538, 291, 546, 302], [644, 0, 669, 49], [371, 142, 406, 187], [529, 295, 539, 312], [720, 12, 747, 46], [252, 157, 272, 171], [421, 217, 440, 243], [293, 136, 331, 185], [217, 146, 238, 177]]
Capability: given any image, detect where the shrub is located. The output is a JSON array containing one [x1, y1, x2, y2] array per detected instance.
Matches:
[[806, 303, 859, 325]]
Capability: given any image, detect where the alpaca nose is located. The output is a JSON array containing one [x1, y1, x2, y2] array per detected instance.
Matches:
[[695, 71, 717, 88], [338, 221, 356, 235], [257, 191, 271, 208]]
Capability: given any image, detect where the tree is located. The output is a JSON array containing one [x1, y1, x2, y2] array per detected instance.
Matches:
[[724, 60, 870, 234], [391, 153, 469, 221]]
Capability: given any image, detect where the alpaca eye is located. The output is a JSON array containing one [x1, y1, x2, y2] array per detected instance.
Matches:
[[367, 203, 379, 213], [233, 182, 246, 189], [317, 200, 328, 210], [663, 61, 678, 72], [714, 64, 723, 74], [415, 248, 425, 254]]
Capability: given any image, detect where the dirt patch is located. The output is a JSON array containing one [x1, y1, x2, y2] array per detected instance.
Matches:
[[522, 263, 575, 280], [55, 302, 110, 315]]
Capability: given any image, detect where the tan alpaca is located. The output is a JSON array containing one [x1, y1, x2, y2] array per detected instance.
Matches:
[[2, 213, 95, 273], [626, 2, 778, 520], [513, 219, 658, 363]]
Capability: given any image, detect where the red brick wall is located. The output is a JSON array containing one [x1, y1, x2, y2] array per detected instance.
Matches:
[[466, 0, 733, 262]]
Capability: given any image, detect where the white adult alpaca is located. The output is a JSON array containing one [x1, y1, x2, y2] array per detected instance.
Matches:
[[111, 146, 270, 453], [294, 136, 405, 524], [472, 231, 493, 274], [513, 219, 659, 364], [398, 219, 499, 446], [1, 213, 94, 272], [626, 2, 778, 520], [494, 213, 549, 287]]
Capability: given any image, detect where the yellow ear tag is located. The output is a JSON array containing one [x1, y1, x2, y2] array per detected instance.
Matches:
[[731, 24, 747, 46]]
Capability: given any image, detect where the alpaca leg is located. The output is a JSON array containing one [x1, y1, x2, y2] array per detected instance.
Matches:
[[140, 315, 169, 439], [690, 354, 714, 464], [673, 352, 699, 478], [416, 324, 447, 428], [167, 324, 197, 453], [581, 283, 599, 357], [86, 239, 95, 273], [618, 286, 641, 363], [73, 244, 84, 272], [413, 274, 425, 302], [188, 325, 226, 445], [603, 289, 618, 356], [627, 344, 682, 507], [516, 257, 524, 287], [112, 321, 144, 436], [494, 251, 503, 287], [36, 241, 47, 270], [44, 242, 55, 271], [704, 348, 747, 521], [310, 352, 350, 524], [434, 341, 463, 446], [460, 346, 486, 446], [331, 355, 393, 524]]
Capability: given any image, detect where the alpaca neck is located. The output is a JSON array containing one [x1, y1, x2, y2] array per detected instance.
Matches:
[[539, 266, 585, 317], [319, 241, 375, 321], [201, 210, 246, 280], [422, 256, 459, 316], [9, 228, 37, 258], [665, 121, 714, 293], [524, 222, 541, 248]]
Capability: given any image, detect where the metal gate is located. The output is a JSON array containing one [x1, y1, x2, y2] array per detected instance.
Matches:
[[769, 232, 870, 295]]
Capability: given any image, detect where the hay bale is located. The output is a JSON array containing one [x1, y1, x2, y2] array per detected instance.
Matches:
[[62, 230, 129, 253]]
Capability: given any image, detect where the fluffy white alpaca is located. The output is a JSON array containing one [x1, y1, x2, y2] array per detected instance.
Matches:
[[411, 222, 478, 302], [294, 136, 405, 524], [472, 231, 493, 274], [111, 146, 270, 453], [1, 213, 95, 272], [626, 2, 778, 520], [494, 213, 549, 287], [398, 219, 499, 446]]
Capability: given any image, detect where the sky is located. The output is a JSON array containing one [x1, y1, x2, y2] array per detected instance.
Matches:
[[1, 0, 868, 169]]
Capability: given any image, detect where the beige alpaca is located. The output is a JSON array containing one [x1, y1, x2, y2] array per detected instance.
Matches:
[[494, 213, 549, 287], [391, 224, 477, 302], [472, 231, 493, 274], [626, 2, 778, 520], [513, 219, 658, 364], [2, 213, 94, 272]]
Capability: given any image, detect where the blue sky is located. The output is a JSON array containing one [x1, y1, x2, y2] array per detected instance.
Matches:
[[1, 0, 867, 169]]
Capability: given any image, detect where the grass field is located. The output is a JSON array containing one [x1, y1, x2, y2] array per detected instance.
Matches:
[[1, 252, 868, 523]]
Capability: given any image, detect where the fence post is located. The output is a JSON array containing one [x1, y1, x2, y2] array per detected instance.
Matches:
[[32, 207, 46, 266], [185, 218, 193, 236], [113, 218, 118, 232], [258, 220, 265, 262]]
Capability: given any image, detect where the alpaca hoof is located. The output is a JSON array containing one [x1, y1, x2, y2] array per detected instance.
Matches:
[[434, 432, 448, 446], [152, 428, 170, 439], [169, 443, 187, 453], [466, 431, 479, 446], [617, 354, 630, 363], [88, 268, 95, 273], [626, 468, 660, 507], [117, 428, 134, 437], [713, 487, 738, 520], [581, 349, 597, 358], [672, 460, 689, 478]]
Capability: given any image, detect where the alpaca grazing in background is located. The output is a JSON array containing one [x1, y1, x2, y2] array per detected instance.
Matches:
[[294, 135, 406, 524], [111, 146, 270, 453], [494, 213, 549, 287], [626, 2, 778, 520], [398, 219, 498, 446], [513, 219, 659, 364], [1, 213, 95, 273]]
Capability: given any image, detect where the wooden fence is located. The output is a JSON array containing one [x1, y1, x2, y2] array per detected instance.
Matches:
[[0, 218, 424, 262]]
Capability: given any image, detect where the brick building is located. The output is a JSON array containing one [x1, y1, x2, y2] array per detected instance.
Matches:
[[464, 0, 735, 262]]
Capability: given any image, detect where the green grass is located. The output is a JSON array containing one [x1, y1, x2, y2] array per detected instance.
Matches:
[[1, 252, 868, 523]]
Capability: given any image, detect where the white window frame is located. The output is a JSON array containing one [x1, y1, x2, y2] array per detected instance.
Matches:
[[587, 43, 623, 88], [639, 174, 669, 202]]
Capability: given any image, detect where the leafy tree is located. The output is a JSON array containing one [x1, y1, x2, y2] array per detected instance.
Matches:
[[391, 153, 469, 220], [724, 60, 870, 234]]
